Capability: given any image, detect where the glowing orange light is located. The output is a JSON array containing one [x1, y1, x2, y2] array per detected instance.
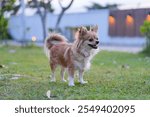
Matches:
[[109, 15, 116, 25], [146, 14, 150, 22], [126, 15, 134, 25]]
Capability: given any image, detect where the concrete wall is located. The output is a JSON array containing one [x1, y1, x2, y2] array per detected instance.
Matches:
[[8, 9, 146, 46]]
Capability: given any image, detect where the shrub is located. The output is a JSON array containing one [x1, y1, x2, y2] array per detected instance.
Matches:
[[0, 15, 9, 40], [140, 21, 150, 55]]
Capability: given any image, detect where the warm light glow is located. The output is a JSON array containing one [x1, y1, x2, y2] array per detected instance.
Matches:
[[126, 15, 134, 25], [109, 15, 116, 25], [32, 36, 37, 42], [27, 0, 32, 2], [146, 14, 150, 22]]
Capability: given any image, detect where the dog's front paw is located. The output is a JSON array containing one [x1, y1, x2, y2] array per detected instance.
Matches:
[[68, 83, 75, 86], [50, 75, 56, 82], [80, 80, 88, 84], [62, 79, 67, 82], [50, 79, 56, 82]]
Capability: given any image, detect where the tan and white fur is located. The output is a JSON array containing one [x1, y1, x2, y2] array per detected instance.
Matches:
[[44, 26, 99, 86]]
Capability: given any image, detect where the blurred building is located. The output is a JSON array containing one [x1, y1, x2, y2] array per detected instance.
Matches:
[[8, 8, 150, 46]]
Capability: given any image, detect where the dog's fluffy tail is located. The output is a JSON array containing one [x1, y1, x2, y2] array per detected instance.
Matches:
[[44, 33, 68, 59]]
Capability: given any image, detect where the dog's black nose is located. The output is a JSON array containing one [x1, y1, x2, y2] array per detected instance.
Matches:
[[96, 41, 99, 44]]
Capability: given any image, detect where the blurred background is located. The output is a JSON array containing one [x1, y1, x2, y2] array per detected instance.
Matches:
[[1, 0, 150, 53]]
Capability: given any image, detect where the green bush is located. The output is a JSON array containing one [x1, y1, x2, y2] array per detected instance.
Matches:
[[0, 0, 16, 40], [0, 15, 9, 40], [140, 21, 150, 55]]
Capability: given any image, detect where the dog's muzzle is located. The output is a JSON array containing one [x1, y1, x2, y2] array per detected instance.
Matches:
[[88, 41, 99, 49], [88, 44, 98, 49]]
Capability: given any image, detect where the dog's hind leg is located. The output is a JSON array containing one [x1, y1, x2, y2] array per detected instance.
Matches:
[[61, 67, 66, 82], [50, 63, 56, 82], [79, 70, 88, 84]]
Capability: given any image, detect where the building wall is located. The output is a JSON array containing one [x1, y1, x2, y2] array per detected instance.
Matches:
[[8, 9, 146, 46]]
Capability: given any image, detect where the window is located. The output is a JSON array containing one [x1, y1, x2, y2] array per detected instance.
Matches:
[[108, 9, 150, 37]]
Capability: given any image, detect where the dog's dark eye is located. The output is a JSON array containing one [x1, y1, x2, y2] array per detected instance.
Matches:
[[89, 39, 93, 42], [95, 38, 98, 40]]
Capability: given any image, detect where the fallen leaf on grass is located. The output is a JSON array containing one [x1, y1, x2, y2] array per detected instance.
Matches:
[[11, 74, 22, 80], [0, 65, 4, 68], [46, 90, 51, 99], [46, 90, 57, 99], [0, 74, 38, 80], [121, 64, 130, 69], [11, 77, 19, 80], [0, 65, 7, 68]]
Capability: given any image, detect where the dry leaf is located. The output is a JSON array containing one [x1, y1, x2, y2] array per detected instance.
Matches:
[[122, 64, 130, 69], [46, 90, 51, 99]]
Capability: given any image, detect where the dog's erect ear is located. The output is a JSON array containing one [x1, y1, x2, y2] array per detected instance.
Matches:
[[78, 26, 87, 36], [89, 26, 93, 31], [91, 25, 98, 32]]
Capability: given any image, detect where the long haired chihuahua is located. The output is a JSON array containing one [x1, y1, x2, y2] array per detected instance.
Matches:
[[44, 26, 99, 86]]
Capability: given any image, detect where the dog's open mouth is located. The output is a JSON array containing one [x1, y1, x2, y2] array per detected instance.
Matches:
[[88, 44, 98, 49]]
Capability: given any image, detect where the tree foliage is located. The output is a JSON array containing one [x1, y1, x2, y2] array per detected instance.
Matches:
[[27, 0, 54, 13], [0, 0, 16, 15], [140, 21, 150, 39], [140, 21, 150, 55], [0, 15, 8, 40], [86, 2, 118, 10], [0, 0, 20, 40]]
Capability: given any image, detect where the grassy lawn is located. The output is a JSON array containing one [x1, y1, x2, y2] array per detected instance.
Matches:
[[0, 46, 150, 100]]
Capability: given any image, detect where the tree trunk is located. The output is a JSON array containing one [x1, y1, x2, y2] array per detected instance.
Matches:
[[32, 0, 47, 42], [55, 10, 65, 32], [21, 0, 26, 46], [40, 16, 47, 42], [147, 37, 150, 48], [55, 0, 74, 32]]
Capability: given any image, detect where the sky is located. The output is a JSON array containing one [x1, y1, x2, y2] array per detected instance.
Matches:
[[22, 0, 150, 15], [51, 0, 150, 14]]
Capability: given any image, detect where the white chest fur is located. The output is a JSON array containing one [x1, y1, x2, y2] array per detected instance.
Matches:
[[74, 58, 91, 70], [72, 47, 99, 71], [73, 52, 91, 71]]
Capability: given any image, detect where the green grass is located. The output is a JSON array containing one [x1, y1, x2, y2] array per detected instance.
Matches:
[[0, 46, 150, 100]]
